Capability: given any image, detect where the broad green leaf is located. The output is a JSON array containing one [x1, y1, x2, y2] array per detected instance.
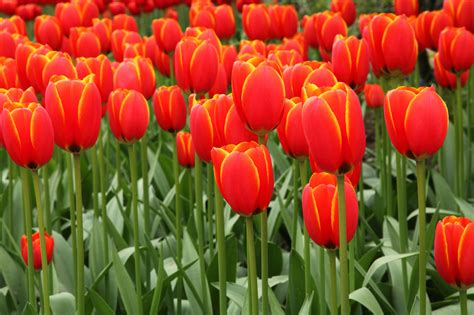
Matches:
[[288, 250, 305, 314], [50, 292, 75, 315], [0, 246, 27, 310], [349, 287, 383, 315], [87, 289, 114, 315], [112, 246, 139, 315], [363, 252, 418, 286], [298, 292, 314, 315]]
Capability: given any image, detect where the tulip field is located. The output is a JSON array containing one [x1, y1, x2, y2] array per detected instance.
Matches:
[[1, 0, 474, 314]]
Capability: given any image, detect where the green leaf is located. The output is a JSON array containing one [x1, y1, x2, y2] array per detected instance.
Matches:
[[298, 292, 314, 315], [112, 245, 139, 315], [0, 246, 27, 311], [50, 292, 75, 315], [268, 288, 285, 315], [349, 287, 383, 315], [87, 289, 114, 315], [288, 250, 306, 314], [363, 252, 418, 287]]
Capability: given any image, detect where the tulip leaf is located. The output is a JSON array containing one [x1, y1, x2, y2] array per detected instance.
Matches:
[[112, 245, 139, 315], [363, 252, 418, 287], [0, 246, 27, 311], [49, 292, 75, 315], [288, 250, 306, 314], [87, 289, 114, 315], [349, 287, 383, 315]]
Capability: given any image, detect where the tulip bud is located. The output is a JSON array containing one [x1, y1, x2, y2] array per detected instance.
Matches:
[[364, 84, 385, 108], [438, 27, 474, 73], [34, 15, 63, 50], [302, 15, 318, 48], [211, 141, 274, 216], [76, 55, 114, 105], [314, 11, 348, 61], [394, 0, 419, 17], [415, 10, 453, 51], [268, 4, 298, 39], [152, 18, 183, 53], [176, 131, 195, 168], [443, 0, 474, 33], [384, 86, 448, 160], [277, 98, 309, 160], [114, 57, 156, 99], [434, 52, 470, 89], [330, 0, 356, 26], [302, 172, 358, 248], [215, 4, 235, 39], [112, 14, 138, 32], [92, 18, 112, 52], [70, 27, 102, 58], [152, 85, 187, 132], [21, 231, 54, 270], [110, 29, 142, 62], [242, 4, 271, 41], [0, 57, 22, 89]]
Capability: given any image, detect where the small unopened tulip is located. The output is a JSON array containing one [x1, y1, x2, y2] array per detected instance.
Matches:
[[277, 98, 309, 160], [152, 18, 183, 53], [364, 84, 385, 108], [176, 131, 195, 168], [394, 0, 419, 17], [438, 27, 474, 73], [34, 15, 63, 50], [152, 85, 187, 132], [21, 231, 54, 270], [330, 0, 356, 26]]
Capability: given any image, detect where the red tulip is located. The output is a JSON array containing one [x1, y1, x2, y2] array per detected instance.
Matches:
[[21, 231, 54, 270], [302, 172, 358, 248], [211, 141, 274, 216], [34, 15, 63, 50], [267, 50, 303, 68], [302, 15, 319, 48], [314, 11, 348, 61], [434, 52, 469, 89], [283, 61, 326, 99], [394, 0, 419, 17], [152, 85, 186, 132], [302, 82, 366, 174], [15, 42, 50, 88], [16, 4, 42, 22], [331, 35, 370, 92], [76, 54, 114, 105], [363, 14, 418, 77], [112, 14, 138, 32], [232, 59, 285, 135], [384, 86, 448, 160], [55, 1, 99, 36], [190, 1, 216, 30], [0, 31, 26, 58], [268, 4, 298, 39], [70, 27, 102, 58], [92, 18, 112, 52], [358, 13, 376, 35], [301, 66, 339, 100], [364, 84, 385, 108], [223, 105, 259, 145], [152, 18, 183, 53], [108, 2, 126, 15], [114, 57, 156, 99], [0, 15, 26, 35], [111, 29, 142, 62], [438, 27, 474, 73], [44, 76, 102, 153], [330, 0, 356, 26], [174, 37, 219, 94], [277, 97, 309, 159], [443, 0, 474, 33], [176, 131, 195, 168], [242, 4, 271, 41], [0, 57, 22, 89], [415, 10, 454, 50], [222, 45, 237, 83], [107, 89, 149, 143], [215, 4, 235, 39]]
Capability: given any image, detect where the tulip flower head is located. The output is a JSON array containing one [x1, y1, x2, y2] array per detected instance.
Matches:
[[34, 15, 63, 50], [434, 216, 474, 289], [21, 231, 54, 270], [438, 27, 474, 73], [443, 0, 474, 33], [152, 85, 187, 133], [384, 86, 448, 160], [211, 141, 274, 216], [152, 18, 183, 53], [364, 84, 385, 108], [415, 10, 453, 51], [434, 52, 469, 89], [302, 172, 358, 248], [277, 97, 309, 160], [176, 131, 195, 168], [330, 0, 356, 26]]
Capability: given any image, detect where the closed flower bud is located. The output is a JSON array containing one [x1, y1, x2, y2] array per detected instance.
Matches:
[[34, 15, 63, 50], [152, 85, 187, 132], [364, 84, 385, 108], [176, 131, 195, 168], [152, 18, 183, 53], [277, 97, 309, 160], [438, 27, 474, 73], [21, 231, 54, 270]]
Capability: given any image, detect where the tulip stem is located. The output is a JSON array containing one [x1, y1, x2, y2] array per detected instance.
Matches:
[[207, 164, 214, 258], [328, 249, 338, 315], [258, 135, 268, 315], [396, 153, 409, 309], [43, 166, 51, 232], [98, 135, 109, 293], [319, 246, 327, 315], [456, 75, 464, 198], [291, 160, 299, 249], [73, 154, 85, 315], [375, 108, 385, 222], [336, 175, 350, 315], [91, 147, 100, 218], [214, 180, 227, 315], [20, 168, 36, 308], [127, 144, 144, 315], [66, 155, 78, 306], [115, 140, 122, 190], [140, 135, 151, 290], [32, 171, 51, 315], [299, 161, 311, 303], [460, 289, 468, 315], [193, 156, 210, 314], [416, 160, 427, 315], [246, 217, 259, 315]]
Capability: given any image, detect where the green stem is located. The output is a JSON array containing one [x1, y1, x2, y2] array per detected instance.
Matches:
[[328, 249, 338, 315], [43, 166, 51, 232], [73, 154, 85, 315], [32, 171, 51, 315], [299, 161, 311, 301], [246, 217, 258, 315], [386, 131, 393, 217], [358, 163, 365, 244], [261, 210, 268, 315], [396, 153, 409, 309], [193, 156, 210, 314], [416, 160, 426, 315], [20, 168, 36, 308], [98, 134, 109, 296], [127, 144, 144, 315], [376, 108, 385, 222], [291, 160, 299, 250], [115, 140, 122, 190], [207, 164, 214, 258], [319, 247, 326, 315], [66, 155, 78, 306], [214, 183, 227, 315], [460, 289, 468, 315], [140, 136, 151, 290], [456, 75, 464, 198], [91, 147, 99, 218], [174, 140, 183, 315], [336, 175, 349, 315]]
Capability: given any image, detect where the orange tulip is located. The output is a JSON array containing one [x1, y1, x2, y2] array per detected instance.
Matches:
[[268, 4, 298, 39], [222, 45, 237, 83], [434, 216, 474, 288], [331, 35, 369, 92], [415, 10, 454, 50], [242, 4, 271, 41], [231, 59, 285, 135], [302, 14, 319, 48], [0, 16, 26, 35], [267, 50, 303, 68], [110, 29, 142, 62], [314, 11, 348, 61], [176, 131, 195, 168], [438, 27, 474, 73], [2, 101, 54, 169], [92, 18, 112, 52], [277, 97, 309, 160], [174, 37, 219, 94], [114, 57, 156, 99], [283, 61, 326, 99], [330, 0, 356, 26], [394, 0, 419, 17], [302, 83, 365, 174], [0, 57, 22, 89], [28, 51, 77, 93], [21, 231, 54, 270], [70, 27, 102, 58], [76, 54, 114, 104], [364, 84, 385, 108], [107, 89, 149, 143], [302, 172, 358, 248], [363, 14, 418, 77], [34, 15, 63, 50], [215, 4, 235, 39], [112, 13, 138, 32], [0, 31, 26, 58], [384, 86, 448, 160], [44, 76, 102, 153], [55, 0, 99, 36], [443, 0, 474, 33], [434, 52, 469, 89], [211, 141, 273, 216], [152, 85, 187, 132], [152, 18, 183, 53]]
